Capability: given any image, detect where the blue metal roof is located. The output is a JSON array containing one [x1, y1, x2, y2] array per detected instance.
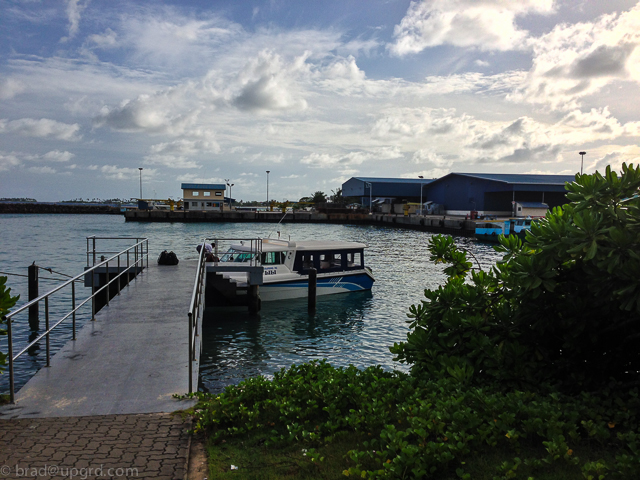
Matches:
[[351, 177, 436, 184], [181, 183, 226, 190], [447, 173, 575, 185], [517, 201, 548, 208]]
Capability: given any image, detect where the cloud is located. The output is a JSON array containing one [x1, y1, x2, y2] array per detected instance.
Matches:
[[411, 149, 453, 167], [94, 89, 200, 134], [28, 166, 57, 174], [0, 153, 21, 172], [509, 6, 640, 110], [0, 118, 81, 141], [176, 173, 225, 183], [0, 78, 26, 100], [300, 147, 402, 168], [231, 50, 308, 112], [42, 150, 75, 162], [60, 0, 90, 43], [100, 165, 156, 180], [390, 0, 555, 56]]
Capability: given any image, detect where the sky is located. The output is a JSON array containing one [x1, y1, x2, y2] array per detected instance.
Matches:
[[1, 0, 639, 202]]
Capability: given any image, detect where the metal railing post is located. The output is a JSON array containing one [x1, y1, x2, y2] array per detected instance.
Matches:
[[7, 316, 15, 403], [91, 264, 96, 321], [188, 312, 193, 393], [106, 260, 110, 306], [92, 237, 96, 266], [72, 281, 76, 340], [117, 254, 121, 295], [45, 297, 50, 367], [146, 239, 149, 269]]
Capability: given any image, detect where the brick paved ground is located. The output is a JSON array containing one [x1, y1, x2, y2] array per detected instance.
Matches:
[[0, 413, 191, 480]]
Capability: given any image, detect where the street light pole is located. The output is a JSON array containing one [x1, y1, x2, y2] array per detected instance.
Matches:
[[579, 151, 586, 175], [418, 175, 424, 216], [266, 170, 270, 205], [227, 182, 234, 209], [365, 182, 372, 215], [138, 168, 143, 199], [224, 179, 229, 210]]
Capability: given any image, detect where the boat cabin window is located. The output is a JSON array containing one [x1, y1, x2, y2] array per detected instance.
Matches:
[[219, 249, 256, 263], [261, 251, 286, 265], [293, 249, 364, 273]]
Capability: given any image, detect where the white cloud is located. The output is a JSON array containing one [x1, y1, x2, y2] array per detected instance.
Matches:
[[100, 165, 156, 180], [176, 173, 225, 183], [0, 118, 81, 141], [28, 166, 57, 174], [0, 78, 26, 100], [390, 0, 555, 56], [42, 150, 75, 162], [231, 50, 309, 112], [0, 153, 21, 172], [300, 147, 403, 168], [60, 0, 90, 43], [509, 5, 640, 110]]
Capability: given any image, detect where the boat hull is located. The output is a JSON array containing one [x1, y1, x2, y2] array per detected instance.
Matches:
[[260, 271, 374, 301]]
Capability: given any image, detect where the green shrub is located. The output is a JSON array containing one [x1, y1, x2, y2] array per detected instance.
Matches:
[[391, 164, 640, 392], [0, 276, 20, 372]]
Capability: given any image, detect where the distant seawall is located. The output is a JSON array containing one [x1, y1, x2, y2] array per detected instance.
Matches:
[[124, 210, 476, 236], [0, 202, 121, 214]]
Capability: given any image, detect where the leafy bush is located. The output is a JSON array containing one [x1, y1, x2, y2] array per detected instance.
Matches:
[[391, 164, 640, 392], [191, 361, 640, 479], [0, 276, 20, 372]]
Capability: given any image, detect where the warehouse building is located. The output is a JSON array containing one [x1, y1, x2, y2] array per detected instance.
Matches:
[[342, 173, 575, 216]]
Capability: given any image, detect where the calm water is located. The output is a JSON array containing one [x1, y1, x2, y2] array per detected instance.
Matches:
[[0, 214, 502, 394]]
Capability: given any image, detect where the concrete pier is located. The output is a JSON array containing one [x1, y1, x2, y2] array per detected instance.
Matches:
[[125, 210, 477, 236], [0, 261, 200, 419]]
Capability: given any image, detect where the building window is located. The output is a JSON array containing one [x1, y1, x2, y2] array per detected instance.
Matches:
[[204, 192, 211, 197], [206, 202, 212, 207], [201, 202, 205, 207], [192, 202, 198, 207], [215, 192, 222, 196], [193, 191, 199, 196]]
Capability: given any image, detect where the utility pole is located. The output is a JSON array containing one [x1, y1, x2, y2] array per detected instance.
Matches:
[[138, 168, 143, 199]]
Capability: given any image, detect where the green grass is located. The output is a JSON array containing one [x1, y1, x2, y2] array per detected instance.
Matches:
[[0, 394, 10, 406], [204, 430, 617, 480]]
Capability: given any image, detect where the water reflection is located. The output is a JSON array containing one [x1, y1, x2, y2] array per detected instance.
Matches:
[[200, 291, 374, 392]]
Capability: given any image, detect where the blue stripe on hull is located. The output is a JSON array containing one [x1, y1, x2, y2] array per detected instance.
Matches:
[[260, 273, 374, 301]]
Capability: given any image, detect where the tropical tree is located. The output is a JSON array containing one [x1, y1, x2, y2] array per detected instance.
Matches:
[[391, 164, 640, 392]]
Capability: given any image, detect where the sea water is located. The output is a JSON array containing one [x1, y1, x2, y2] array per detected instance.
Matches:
[[0, 214, 502, 394]]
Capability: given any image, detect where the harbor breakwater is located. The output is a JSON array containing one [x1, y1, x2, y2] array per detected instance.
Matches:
[[0, 202, 121, 214], [124, 210, 476, 236]]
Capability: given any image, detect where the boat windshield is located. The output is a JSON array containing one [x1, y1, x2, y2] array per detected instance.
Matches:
[[219, 248, 257, 263]]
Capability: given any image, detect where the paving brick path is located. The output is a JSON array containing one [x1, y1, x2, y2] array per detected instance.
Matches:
[[0, 413, 191, 480]]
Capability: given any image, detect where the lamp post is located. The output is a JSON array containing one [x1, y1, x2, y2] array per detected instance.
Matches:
[[224, 179, 229, 210], [227, 182, 234, 209], [138, 168, 143, 199], [266, 170, 270, 206], [365, 182, 372, 215], [418, 175, 424, 216], [579, 151, 586, 175]]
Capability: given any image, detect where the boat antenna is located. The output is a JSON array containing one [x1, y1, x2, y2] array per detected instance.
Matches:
[[267, 211, 288, 238]]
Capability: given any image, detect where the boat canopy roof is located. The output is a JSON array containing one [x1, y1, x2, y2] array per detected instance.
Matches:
[[229, 238, 367, 252]]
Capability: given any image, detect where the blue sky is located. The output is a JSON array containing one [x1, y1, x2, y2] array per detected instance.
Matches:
[[1, 0, 639, 201]]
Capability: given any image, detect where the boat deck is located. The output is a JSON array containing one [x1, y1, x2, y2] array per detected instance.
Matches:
[[0, 261, 199, 419]]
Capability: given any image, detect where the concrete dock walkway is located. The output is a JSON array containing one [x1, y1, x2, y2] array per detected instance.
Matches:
[[0, 261, 199, 419]]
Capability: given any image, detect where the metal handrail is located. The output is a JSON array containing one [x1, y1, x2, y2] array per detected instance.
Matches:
[[186, 237, 263, 392], [187, 243, 207, 393], [2, 237, 148, 403], [206, 238, 263, 267]]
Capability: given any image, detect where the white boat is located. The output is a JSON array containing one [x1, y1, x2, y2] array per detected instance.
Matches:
[[206, 238, 375, 302]]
